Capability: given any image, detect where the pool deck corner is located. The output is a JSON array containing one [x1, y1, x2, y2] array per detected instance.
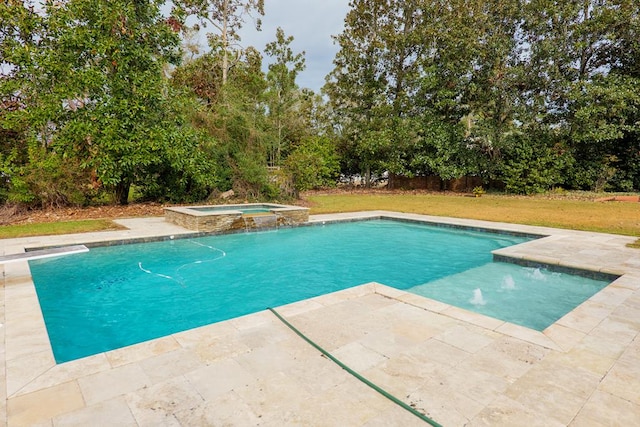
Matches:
[[1, 211, 639, 426]]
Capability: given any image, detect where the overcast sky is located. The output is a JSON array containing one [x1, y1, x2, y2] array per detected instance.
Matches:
[[236, 0, 351, 92]]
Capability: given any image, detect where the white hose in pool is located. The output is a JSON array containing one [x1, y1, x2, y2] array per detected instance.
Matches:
[[138, 240, 227, 286]]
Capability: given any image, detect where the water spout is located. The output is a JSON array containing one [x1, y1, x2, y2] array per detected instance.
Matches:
[[529, 268, 547, 281], [470, 288, 487, 306], [501, 275, 516, 289]]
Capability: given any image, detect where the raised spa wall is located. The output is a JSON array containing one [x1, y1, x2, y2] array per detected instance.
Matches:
[[164, 204, 309, 233]]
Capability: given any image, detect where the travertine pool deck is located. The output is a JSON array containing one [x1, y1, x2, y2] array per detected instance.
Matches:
[[1, 211, 639, 426]]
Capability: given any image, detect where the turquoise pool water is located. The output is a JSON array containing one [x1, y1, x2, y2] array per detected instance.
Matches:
[[29, 219, 609, 363], [407, 262, 608, 330]]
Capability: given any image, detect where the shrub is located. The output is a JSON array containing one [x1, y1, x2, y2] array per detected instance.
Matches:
[[500, 133, 571, 195], [284, 136, 340, 194], [6, 145, 95, 208]]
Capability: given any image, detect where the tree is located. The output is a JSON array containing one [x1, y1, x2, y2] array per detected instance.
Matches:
[[264, 27, 305, 166], [175, 0, 264, 85], [171, 45, 276, 199], [518, 0, 627, 126], [1, 0, 41, 167], [325, 0, 400, 186], [460, 0, 521, 167], [2, 0, 215, 205], [284, 135, 339, 194], [500, 131, 572, 194], [327, 0, 490, 184], [514, 0, 640, 191], [171, 52, 224, 105], [567, 1, 640, 190]]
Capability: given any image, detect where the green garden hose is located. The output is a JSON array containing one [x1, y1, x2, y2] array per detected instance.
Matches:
[[267, 307, 443, 427]]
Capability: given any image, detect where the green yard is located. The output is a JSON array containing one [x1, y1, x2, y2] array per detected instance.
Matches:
[[306, 192, 640, 237]]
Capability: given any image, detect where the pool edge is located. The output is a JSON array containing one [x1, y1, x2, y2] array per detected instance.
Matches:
[[3, 211, 639, 404]]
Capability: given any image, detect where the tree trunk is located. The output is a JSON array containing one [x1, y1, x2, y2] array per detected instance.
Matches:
[[115, 180, 131, 205], [365, 165, 371, 188], [221, 0, 230, 85]]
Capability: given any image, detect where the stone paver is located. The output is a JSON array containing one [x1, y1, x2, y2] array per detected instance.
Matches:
[[1, 211, 639, 426]]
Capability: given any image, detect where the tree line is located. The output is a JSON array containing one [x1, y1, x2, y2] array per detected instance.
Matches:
[[327, 0, 640, 194], [1, 0, 638, 208]]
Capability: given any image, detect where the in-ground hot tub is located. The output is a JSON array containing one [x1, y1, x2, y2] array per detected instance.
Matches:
[[164, 203, 309, 232]]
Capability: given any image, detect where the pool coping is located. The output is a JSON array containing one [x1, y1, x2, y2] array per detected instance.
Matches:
[[2, 210, 640, 425]]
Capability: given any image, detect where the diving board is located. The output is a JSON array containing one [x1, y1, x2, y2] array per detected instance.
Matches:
[[0, 245, 89, 265]]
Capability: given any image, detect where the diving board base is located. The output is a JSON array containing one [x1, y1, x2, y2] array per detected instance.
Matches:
[[0, 245, 89, 264]]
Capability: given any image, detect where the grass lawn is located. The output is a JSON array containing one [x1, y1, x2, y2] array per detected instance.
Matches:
[[0, 219, 124, 239], [305, 192, 640, 237]]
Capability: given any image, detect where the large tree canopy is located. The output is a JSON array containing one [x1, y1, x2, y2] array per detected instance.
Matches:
[[325, 0, 640, 193], [2, 0, 639, 208], [1, 0, 216, 205], [264, 27, 306, 167]]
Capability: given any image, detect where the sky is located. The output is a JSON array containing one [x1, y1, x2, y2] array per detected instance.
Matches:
[[235, 0, 351, 92]]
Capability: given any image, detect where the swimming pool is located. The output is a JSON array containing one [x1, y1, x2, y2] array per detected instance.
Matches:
[[29, 219, 611, 363]]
